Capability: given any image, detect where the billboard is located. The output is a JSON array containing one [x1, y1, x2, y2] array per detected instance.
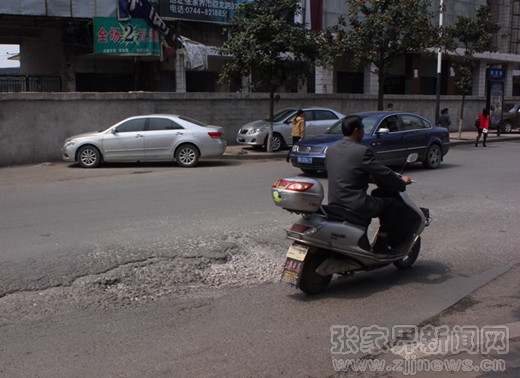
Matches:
[[159, 0, 253, 24], [94, 17, 161, 56]]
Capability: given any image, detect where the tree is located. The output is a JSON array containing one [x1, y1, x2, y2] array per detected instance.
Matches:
[[330, 0, 441, 110], [445, 5, 500, 139], [218, 0, 321, 151]]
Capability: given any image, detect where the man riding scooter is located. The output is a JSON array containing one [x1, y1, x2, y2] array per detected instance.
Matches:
[[325, 115, 412, 254]]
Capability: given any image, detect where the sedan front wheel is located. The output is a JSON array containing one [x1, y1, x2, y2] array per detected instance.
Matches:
[[265, 134, 283, 152], [77, 145, 101, 168]]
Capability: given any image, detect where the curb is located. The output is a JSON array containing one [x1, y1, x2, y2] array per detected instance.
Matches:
[[222, 132, 520, 160], [221, 146, 288, 160]]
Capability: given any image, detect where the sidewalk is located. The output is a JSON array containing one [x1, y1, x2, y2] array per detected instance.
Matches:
[[447, 130, 520, 146], [222, 131, 520, 159], [223, 132, 520, 377], [344, 263, 520, 377]]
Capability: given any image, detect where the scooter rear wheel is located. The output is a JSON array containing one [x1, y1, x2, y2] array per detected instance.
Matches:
[[299, 249, 332, 295], [393, 236, 421, 269]]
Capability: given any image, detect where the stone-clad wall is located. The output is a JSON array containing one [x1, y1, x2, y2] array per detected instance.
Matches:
[[0, 92, 492, 166]]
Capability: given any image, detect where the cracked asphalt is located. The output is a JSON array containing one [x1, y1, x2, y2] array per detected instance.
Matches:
[[0, 227, 287, 326]]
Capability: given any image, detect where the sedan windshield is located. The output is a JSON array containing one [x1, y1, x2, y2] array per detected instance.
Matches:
[[326, 115, 378, 135], [264, 109, 296, 122]]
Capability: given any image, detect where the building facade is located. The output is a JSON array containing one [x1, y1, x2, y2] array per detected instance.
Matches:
[[1, 0, 519, 97]]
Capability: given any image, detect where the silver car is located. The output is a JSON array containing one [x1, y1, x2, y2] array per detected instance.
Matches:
[[236, 107, 345, 152], [61, 114, 227, 168]]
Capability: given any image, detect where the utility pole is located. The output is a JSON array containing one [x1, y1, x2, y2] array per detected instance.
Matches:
[[435, 0, 444, 125]]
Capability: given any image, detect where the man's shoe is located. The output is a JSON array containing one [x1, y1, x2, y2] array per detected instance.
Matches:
[[373, 243, 394, 255]]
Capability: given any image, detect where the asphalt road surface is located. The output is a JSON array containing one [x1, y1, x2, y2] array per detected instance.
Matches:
[[0, 140, 519, 377]]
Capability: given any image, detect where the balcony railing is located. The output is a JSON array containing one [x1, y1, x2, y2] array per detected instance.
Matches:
[[0, 75, 62, 92]]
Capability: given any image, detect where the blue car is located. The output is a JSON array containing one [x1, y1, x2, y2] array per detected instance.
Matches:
[[289, 111, 450, 174]]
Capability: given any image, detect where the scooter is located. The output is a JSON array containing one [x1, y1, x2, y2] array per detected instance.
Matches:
[[272, 154, 430, 294]]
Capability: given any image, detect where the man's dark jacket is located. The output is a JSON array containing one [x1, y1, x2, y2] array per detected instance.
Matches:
[[326, 137, 406, 221]]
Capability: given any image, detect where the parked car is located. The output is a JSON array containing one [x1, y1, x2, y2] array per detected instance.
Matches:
[[289, 111, 450, 174], [61, 114, 227, 168], [236, 107, 345, 152], [496, 103, 520, 133]]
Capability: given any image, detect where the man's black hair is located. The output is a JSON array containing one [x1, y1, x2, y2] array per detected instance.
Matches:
[[341, 116, 363, 136]]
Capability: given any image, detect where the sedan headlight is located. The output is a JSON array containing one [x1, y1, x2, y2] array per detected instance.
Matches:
[[249, 127, 266, 135], [64, 140, 76, 148]]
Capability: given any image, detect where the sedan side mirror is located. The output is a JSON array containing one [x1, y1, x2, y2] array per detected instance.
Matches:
[[376, 128, 390, 135]]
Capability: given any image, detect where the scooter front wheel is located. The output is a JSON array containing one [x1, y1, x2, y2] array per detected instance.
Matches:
[[394, 237, 421, 269], [299, 248, 332, 295]]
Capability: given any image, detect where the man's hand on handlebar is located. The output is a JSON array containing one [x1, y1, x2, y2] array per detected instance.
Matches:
[[401, 175, 412, 185]]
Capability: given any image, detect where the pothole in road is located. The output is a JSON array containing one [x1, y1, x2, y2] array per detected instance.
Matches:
[[0, 237, 287, 325]]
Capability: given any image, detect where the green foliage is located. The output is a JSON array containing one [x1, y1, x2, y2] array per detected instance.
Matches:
[[218, 0, 320, 92], [218, 0, 323, 151], [345, 0, 440, 71], [325, 0, 441, 109], [445, 5, 500, 94]]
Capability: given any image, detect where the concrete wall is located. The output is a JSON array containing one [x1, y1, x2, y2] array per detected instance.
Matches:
[[0, 92, 504, 166]]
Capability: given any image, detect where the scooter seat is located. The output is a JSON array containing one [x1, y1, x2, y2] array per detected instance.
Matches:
[[322, 204, 371, 228]]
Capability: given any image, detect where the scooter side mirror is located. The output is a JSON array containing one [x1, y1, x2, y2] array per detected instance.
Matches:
[[399, 153, 419, 174], [406, 153, 419, 163]]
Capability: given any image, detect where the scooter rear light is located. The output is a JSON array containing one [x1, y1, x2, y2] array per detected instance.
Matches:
[[289, 224, 320, 235], [290, 224, 313, 233], [273, 179, 315, 192]]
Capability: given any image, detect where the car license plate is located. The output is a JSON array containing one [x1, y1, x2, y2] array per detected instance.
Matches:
[[297, 157, 312, 164], [237, 136, 245, 142], [281, 243, 309, 285]]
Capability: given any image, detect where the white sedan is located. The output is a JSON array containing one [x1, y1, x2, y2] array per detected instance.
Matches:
[[61, 114, 227, 168]]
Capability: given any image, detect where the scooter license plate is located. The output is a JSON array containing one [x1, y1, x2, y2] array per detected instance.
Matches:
[[281, 244, 309, 285]]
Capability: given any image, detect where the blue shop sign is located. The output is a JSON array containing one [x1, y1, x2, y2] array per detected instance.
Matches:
[[488, 69, 504, 80]]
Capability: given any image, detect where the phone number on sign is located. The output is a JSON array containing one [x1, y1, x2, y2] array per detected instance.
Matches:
[[169, 5, 231, 17]]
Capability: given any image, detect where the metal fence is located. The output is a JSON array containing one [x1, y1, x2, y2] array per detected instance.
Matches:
[[0, 75, 62, 92]]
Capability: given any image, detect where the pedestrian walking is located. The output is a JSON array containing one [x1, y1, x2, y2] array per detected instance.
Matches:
[[475, 108, 490, 147], [287, 109, 305, 162], [387, 103, 394, 111], [438, 108, 451, 130]]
